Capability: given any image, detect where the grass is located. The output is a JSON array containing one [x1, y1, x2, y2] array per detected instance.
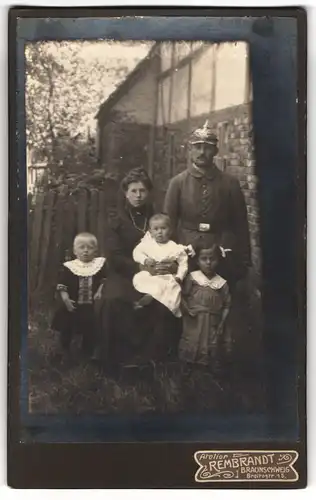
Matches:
[[27, 307, 266, 416]]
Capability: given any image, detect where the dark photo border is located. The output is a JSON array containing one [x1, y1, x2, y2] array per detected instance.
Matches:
[[8, 7, 306, 489]]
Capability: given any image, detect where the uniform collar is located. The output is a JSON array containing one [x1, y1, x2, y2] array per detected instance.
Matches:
[[188, 162, 219, 180]]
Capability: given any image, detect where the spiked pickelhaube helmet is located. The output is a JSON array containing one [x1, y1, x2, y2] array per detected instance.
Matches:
[[188, 120, 218, 146]]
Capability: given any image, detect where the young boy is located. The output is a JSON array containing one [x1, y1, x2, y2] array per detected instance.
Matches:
[[51, 232, 107, 358], [132, 214, 194, 317]]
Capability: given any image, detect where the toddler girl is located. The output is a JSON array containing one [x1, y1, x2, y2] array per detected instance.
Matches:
[[178, 243, 231, 372], [132, 213, 194, 317], [51, 232, 107, 358]]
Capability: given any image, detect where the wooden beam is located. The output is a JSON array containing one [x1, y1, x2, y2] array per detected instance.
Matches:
[[210, 44, 217, 112], [157, 45, 208, 81], [168, 42, 176, 123], [148, 53, 160, 177], [244, 44, 251, 103], [187, 43, 192, 126]]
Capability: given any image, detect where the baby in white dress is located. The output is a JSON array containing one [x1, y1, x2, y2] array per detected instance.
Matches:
[[132, 214, 194, 317]]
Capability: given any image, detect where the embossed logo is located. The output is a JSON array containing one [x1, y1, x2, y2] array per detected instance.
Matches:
[[194, 450, 299, 482]]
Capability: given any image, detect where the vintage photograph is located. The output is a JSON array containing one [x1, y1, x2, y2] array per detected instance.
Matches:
[[27, 39, 264, 416]]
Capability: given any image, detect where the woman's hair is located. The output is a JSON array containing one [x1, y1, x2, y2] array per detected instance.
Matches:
[[73, 232, 98, 249], [193, 242, 223, 270], [120, 167, 153, 193], [149, 213, 171, 228]]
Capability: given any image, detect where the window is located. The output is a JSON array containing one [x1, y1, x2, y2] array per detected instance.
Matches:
[[191, 41, 205, 53], [173, 41, 192, 65], [170, 65, 189, 123], [166, 131, 176, 178], [214, 42, 248, 111], [160, 42, 173, 72], [157, 76, 171, 126], [190, 46, 214, 117]]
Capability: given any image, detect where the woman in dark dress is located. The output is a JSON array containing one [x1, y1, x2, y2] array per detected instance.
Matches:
[[100, 168, 180, 373]]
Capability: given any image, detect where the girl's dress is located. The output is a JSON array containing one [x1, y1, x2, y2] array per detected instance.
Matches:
[[51, 257, 107, 355], [179, 270, 231, 366], [132, 231, 191, 317]]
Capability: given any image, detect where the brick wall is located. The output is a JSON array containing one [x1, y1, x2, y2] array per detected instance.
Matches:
[[152, 103, 262, 274]]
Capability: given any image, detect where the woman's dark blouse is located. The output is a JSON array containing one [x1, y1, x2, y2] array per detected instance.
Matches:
[[105, 203, 154, 301]]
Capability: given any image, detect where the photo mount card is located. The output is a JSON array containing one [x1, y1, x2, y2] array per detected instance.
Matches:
[[8, 6, 307, 489]]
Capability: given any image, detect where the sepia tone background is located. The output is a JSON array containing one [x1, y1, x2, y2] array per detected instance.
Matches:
[[27, 40, 260, 302], [96, 41, 260, 273], [27, 40, 263, 416]]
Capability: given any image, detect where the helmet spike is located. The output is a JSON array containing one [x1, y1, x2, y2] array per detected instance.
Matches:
[[188, 120, 218, 146], [203, 120, 210, 129]]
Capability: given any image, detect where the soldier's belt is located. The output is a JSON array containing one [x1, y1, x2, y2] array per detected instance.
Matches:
[[181, 221, 214, 233]]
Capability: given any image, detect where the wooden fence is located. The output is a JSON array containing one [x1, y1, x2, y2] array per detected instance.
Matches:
[[28, 184, 117, 303]]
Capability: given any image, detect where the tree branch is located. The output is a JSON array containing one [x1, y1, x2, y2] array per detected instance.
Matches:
[[46, 65, 57, 162]]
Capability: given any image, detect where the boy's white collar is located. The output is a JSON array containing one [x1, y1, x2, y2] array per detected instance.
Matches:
[[63, 257, 106, 277]]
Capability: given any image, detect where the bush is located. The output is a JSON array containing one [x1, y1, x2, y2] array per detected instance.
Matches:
[[35, 168, 120, 196]]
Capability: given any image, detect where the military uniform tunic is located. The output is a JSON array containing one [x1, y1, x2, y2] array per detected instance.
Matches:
[[163, 163, 251, 282]]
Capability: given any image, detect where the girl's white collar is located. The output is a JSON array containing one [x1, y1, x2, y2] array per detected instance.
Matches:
[[63, 257, 106, 277], [190, 270, 226, 290]]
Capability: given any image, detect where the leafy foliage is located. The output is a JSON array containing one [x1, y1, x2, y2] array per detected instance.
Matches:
[[25, 41, 149, 186], [33, 167, 120, 196], [26, 42, 131, 154]]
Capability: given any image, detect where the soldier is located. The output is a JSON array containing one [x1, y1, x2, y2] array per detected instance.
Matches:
[[163, 120, 252, 288]]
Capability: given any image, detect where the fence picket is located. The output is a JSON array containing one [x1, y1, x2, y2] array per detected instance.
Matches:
[[97, 191, 106, 256], [27, 192, 33, 210], [29, 193, 44, 293], [49, 191, 67, 292], [36, 191, 55, 292], [77, 189, 88, 233], [28, 184, 119, 299], [89, 190, 98, 236], [27, 193, 34, 248], [64, 196, 76, 260]]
